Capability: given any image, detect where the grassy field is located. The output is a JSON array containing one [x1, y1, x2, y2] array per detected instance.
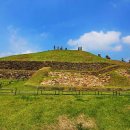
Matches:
[[1, 94, 130, 130], [0, 79, 130, 130]]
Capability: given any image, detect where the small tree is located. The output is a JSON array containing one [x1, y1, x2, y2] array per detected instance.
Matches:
[[60, 46, 63, 50], [121, 58, 125, 62], [98, 54, 101, 57], [65, 48, 67, 50], [106, 55, 111, 59], [129, 60, 130, 63], [54, 45, 56, 50]]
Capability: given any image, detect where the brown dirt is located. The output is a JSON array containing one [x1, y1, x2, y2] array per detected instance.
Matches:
[[42, 114, 97, 130], [41, 71, 110, 88]]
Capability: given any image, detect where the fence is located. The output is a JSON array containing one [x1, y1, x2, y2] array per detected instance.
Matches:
[[0, 88, 17, 95], [1, 87, 130, 96]]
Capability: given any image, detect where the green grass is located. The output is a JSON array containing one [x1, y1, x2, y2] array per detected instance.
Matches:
[[25, 67, 51, 87], [0, 95, 130, 130], [0, 79, 35, 91], [0, 50, 108, 63], [1, 79, 130, 130], [107, 71, 130, 88], [0, 50, 130, 130]]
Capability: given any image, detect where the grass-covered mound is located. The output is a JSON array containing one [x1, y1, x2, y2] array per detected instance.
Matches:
[[0, 50, 108, 63]]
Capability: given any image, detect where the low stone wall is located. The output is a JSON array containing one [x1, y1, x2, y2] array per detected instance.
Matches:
[[0, 61, 111, 71], [0, 61, 44, 70], [0, 61, 114, 79], [0, 70, 35, 79]]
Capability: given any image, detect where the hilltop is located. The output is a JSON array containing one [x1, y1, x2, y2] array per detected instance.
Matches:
[[0, 50, 108, 63]]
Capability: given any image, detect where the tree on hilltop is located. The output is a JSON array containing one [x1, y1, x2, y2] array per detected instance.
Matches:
[[121, 58, 125, 62], [106, 55, 111, 59], [98, 54, 101, 57], [54, 45, 56, 50]]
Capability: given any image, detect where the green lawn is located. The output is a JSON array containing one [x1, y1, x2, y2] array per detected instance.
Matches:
[[0, 95, 130, 130], [0, 79, 130, 130]]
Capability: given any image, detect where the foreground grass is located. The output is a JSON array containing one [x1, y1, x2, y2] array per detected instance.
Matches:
[[1, 79, 130, 130], [0, 95, 130, 130]]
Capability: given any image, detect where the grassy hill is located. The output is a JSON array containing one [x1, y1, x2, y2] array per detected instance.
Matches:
[[0, 50, 108, 63], [1, 50, 130, 130], [0, 50, 130, 88]]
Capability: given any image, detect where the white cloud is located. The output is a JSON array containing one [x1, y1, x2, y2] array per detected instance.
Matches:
[[122, 35, 130, 44], [68, 31, 122, 51], [22, 50, 34, 54], [8, 26, 36, 54], [0, 52, 14, 57], [0, 50, 33, 58], [112, 45, 122, 51], [0, 26, 37, 57], [125, 57, 130, 62]]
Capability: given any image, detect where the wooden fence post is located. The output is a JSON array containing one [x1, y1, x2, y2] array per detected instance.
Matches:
[[14, 88, 17, 95], [41, 89, 42, 95], [37, 88, 39, 95], [116, 91, 117, 96], [58, 90, 60, 95], [79, 90, 80, 95], [113, 91, 115, 96]]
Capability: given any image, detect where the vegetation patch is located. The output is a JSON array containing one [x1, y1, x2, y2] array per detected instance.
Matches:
[[0, 50, 107, 63], [25, 67, 51, 87], [43, 114, 97, 130], [108, 70, 130, 87]]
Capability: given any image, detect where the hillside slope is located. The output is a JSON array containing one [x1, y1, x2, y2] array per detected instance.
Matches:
[[0, 50, 108, 63]]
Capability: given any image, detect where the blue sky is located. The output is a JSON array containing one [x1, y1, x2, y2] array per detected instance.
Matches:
[[0, 0, 130, 61]]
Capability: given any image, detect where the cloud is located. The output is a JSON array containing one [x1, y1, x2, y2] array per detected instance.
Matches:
[[0, 52, 14, 57], [122, 35, 130, 44], [7, 26, 34, 54], [0, 26, 37, 57], [124, 57, 130, 62], [68, 31, 122, 51]]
